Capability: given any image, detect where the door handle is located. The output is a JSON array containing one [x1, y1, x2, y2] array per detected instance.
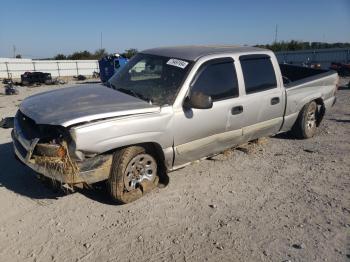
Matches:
[[231, 105, 243, 115], [271, 97, 280, 105]]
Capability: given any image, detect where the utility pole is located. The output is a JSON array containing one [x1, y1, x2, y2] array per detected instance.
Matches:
[[100, 32, 103, 50], [274, 24, 278, 43], [13, 45, 16, 58]]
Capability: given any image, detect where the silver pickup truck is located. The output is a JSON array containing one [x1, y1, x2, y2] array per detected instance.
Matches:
[[12, 45, 338, 203]]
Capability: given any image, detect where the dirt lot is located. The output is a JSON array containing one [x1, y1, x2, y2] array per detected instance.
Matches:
[[0, 78, 349, 262]]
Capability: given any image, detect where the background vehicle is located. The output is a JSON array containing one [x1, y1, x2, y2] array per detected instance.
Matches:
[[21, 72, 53, 86], [98, 54, 128, 82], [11, 46, 338, 204], [330, 62, 350, 76]]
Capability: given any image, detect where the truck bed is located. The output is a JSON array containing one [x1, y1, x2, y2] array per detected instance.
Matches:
[[280, 64, 338, 132], [280, 64, 336, 88]]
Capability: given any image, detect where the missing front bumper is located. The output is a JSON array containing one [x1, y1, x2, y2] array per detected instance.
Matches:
[[12, 130, 112, 185]]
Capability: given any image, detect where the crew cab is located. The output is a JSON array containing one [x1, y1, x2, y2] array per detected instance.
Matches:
[[12, 45, 338, 203]]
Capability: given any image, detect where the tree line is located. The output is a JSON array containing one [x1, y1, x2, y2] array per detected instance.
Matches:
[[255, 41, 350, 52], [53, 48, 138, 60], [51, 41, 350, 60]]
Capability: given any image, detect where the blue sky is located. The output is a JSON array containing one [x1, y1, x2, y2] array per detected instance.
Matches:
[[0, 0, 349, 58]]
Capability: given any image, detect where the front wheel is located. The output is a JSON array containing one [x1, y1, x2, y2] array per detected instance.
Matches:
[[108, 146, 159, 204], [292, 101, 317, 139]]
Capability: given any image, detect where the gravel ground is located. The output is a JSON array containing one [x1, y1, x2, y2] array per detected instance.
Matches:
[[0, 78, 349, 262]]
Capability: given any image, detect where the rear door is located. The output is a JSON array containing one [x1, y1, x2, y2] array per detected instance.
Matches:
[[235, 54, 284, 141]]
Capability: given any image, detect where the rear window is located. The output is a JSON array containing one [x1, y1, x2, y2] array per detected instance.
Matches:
[[191, 58, 239, 101], [240, 55, 277, 94]]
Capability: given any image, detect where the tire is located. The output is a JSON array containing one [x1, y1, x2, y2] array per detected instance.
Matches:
[[108, 146, 159, 204], [292, 101, 317, 139]]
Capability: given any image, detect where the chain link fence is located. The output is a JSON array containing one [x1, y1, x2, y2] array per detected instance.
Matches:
[[0, 59, 99, 79], [276, 48, 350, 68]]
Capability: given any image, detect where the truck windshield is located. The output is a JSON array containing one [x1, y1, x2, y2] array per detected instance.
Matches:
[[108, 54, 193, 106]]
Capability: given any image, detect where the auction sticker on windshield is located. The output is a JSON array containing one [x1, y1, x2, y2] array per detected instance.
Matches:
[[166, 59, 189, 69]]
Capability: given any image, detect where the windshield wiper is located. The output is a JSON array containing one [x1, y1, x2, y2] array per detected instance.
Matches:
[[116, 87, 152, 104]]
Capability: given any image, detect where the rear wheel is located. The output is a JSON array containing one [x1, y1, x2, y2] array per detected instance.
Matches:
[[292, 101, 317, 139], [108, 146, 159, 204]]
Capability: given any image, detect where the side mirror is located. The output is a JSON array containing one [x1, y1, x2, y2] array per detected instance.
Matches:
[[184, 91, 213, 109]]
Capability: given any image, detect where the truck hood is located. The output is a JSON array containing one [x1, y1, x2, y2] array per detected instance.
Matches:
[[19, 84, 160, 127]]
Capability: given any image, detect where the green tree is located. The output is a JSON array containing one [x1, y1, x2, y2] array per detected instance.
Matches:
[[255, 40, 350, 52], [67, 50, 92, 60], [122, 48, 138, 59], [54, 54, 67, 60], [93, 48, 108, 60]]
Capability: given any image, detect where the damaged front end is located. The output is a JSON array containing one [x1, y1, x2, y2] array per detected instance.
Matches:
[[12, 110, 112, 187]]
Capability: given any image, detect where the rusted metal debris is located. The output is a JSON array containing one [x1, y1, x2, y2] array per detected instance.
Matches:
[[33, 141, 79, 184]]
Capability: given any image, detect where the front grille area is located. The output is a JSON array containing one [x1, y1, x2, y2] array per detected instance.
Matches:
[[15, 110, 69, 142]]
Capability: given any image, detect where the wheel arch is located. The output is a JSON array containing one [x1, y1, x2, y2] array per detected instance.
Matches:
[[295, 97, 325, 127], [106, 141, 169, 186], [104, 141, 164, 160], [290, 98, 320, 139]]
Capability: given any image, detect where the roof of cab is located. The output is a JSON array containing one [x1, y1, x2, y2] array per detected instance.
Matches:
[[141, 45, 267, 61]]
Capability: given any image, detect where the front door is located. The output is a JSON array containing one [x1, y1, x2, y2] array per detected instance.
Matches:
[[173, 57, 243, 167]]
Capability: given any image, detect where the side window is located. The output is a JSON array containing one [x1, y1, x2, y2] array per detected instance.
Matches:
[[191, 58, 239, 101], [240, 55, 277, 94]]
